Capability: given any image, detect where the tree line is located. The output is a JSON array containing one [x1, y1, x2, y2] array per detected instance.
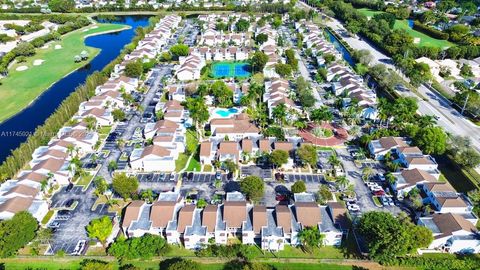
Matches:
[[0, 17, 159, 181]]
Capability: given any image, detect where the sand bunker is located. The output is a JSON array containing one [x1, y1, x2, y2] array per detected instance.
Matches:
[[90, 26, 98, 29], [413, 38, 421, 44], [16, 65, 28, 71], [54, 45, 62, 50], [33, 59, 44, 66], [41, 44, 49, 49]]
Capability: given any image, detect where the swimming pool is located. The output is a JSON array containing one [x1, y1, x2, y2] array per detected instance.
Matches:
[[212, 62, 251, 78], [214, 108, 239, 118]]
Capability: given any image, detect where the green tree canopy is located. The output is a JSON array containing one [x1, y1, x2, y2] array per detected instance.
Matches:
[[255, 33, 268, 45], [86, 216, 113, 247], [108, 234, 169, 259], [240, 176, 265, 202], [48, 0, 75, 12], [250, 51, 268, 73], [357, 211, 432, 261], [0, 211, 37, 258], [291, 180, 307, 193], [169, 44, 189, 59], [112, 173, 139, 199], [124, 60, 143, 78], [414, 126, 447, 155], [275, 63, 292, 77], [270, 149, 289, 167], [235, 19, 250, 32], [297, 144, 317, 167]]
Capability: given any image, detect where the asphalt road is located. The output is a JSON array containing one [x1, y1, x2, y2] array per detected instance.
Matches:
[[299, 1, 480, 152]]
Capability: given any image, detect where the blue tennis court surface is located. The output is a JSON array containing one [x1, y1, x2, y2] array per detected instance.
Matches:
[[212, 62, 251, 78]]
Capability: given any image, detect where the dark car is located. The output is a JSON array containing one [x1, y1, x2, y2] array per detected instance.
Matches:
[[275, 194, 288, 201], [65, 183, 74, 192], [188, 172, 194, 180], [65, 199, 75, 208]]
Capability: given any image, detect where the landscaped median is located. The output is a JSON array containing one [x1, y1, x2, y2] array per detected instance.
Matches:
[[0, 23, 130, 123]]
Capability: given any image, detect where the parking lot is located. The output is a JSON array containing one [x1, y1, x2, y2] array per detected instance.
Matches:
[[137, 172, 176, 182], [240, 166, 272, 180], [283, 173, 323, 183], [48, 184, 114, 255]]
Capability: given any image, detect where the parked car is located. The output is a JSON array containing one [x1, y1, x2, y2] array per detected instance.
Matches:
[[72, 240, 86, 256], [346, 200, 357, 206], [275, 194, 288, 201], [373, 190, 386, 196], [47, 222, 60, 229], [347, 204, 360, 212], [65, 183, 74, 192], [215, 171, 222, 180], [381, 196, 389, 206], [387, 197, 395, 206]]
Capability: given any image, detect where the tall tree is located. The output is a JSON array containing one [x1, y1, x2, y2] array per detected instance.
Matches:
[[86, 216, 113, 247], [112, 173, 139, 199], [240, 176, 265, 202]]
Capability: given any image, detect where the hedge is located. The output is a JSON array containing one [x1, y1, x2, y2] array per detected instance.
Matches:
[[412, 20, 449, 40]]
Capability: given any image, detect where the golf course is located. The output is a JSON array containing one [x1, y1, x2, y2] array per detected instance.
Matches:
[[0, 23, 129, 123], [358, 8, 453, 48]]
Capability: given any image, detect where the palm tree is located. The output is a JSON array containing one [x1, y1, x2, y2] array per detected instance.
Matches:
[[272, 103, 287, 127], [328, 154, 341, 168], [84, 116, 97, 131], [40, 179, 48, 192], [336, 176, 349, 190], [362, 167, 374, 181], [293, 120, 308, 130]]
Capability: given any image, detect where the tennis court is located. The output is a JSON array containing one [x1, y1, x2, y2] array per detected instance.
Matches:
[[212, 62, 251, 78]]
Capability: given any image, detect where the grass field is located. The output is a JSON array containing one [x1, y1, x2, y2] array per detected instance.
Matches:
[[357, 8, 453, 48], [0, 259, 356, 270], [0, 23, 129, 123]]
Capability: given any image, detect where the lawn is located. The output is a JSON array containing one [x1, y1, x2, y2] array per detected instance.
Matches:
[[357, 8, 453, 48], [0, 23, 129, 123], [40, 210, 54, 225], [274, 245, 345, 259], [175, 153, 190, 172], [186, 155, 201, 172], [75, 173, 94, 186], [0, 259, 356, 270]]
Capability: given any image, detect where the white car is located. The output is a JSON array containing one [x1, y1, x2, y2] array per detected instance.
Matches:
[[370, 186, 383, 192], [387, 197, 395, 206], [72, 240, 86, 256], [365, 182, 379, 188], [347, 204, 360, 212]]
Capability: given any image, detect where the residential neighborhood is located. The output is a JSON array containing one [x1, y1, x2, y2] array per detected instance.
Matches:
[[0, 1, 480, 269]]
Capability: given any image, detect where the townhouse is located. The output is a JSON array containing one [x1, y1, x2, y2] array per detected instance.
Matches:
[[419, 213, 480, 254], [176, 54, 206, 81], [129, 144, 177, 172], [263, 78, 302, 119], [368, 136, 409, 160], [190, 46, 250, 62], [391, 168, 438, 199], [209, 113, 260, 139], [419, 182, 473, 214]]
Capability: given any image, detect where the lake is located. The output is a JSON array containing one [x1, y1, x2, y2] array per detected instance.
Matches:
[[0, 15, 151, 163]]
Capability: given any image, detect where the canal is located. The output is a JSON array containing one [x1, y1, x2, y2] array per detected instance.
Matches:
[[0, 15, 151, 163]]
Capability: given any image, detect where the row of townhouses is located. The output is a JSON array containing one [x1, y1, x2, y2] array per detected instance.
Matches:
[[122, 191, 348, 250], [369, 136, 479, 253], [0, 15, 182, 222], [299, 21, 379, 120]]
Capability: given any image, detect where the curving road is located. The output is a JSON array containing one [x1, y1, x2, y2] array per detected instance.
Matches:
[[299, 1, 480, 152]]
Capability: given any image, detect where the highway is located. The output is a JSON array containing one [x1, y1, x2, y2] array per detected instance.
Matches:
[[299, 1, 480, 151]]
